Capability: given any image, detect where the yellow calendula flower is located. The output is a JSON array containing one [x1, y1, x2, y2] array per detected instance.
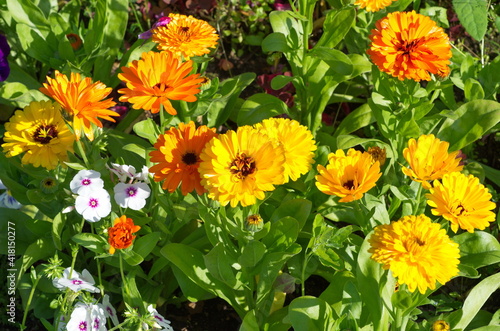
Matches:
[[2, 101, 75, 169], [40, 71, 118, 141], [149, 121, 218, 196], [369, 214, 460, 294], [315, 149, 382, 202], [367, 11, 452, 81], [426, 172, 496, 233], [402, 134, 462, 189], [354, 0, 397, 12], [367, 146, 387, 166], [254, 118, 316, 183], [152, 13, 219, 59], [198, 126, 285, 207], [118, 51, 204, 115], [432, 320, 450, 331]]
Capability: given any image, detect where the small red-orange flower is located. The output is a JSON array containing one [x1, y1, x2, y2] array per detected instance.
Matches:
[[118, 51, 204, 115], [354, 0, 397, 12], [108, 215, 141, 254], [367, 11, 452, 81], [40, 71, 119, 141]]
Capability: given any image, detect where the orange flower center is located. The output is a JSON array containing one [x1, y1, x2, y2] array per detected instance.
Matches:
[[343, 179, 355, 190], [33, 124, 58, 144], [230, 153, 256, 180], [397, 39, 421, 55]]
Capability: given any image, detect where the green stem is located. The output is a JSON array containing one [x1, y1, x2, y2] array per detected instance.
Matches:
[[119, 253, 131, 298], [301, 250, 311, 296], [354, 199, 370, 235], [20, 271, 41, 330], [75, 139, 89, 168], [413, 184, 423, 215]]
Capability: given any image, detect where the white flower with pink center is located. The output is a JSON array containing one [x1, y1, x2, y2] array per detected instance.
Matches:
[[102, 294, 119, 326], [52, 267, 100, 293], [113, 182, 151, 210], [66, 301, 107, 331], [70, 170, 104, 195], [75, 188, 111, 222], [144, 304, 174, 331]]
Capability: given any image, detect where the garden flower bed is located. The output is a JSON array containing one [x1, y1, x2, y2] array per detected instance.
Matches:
[[0, 0, 499, 330]]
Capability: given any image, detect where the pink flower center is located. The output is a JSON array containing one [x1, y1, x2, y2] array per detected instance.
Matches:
[[93, 318, 100, 328], [89, 198, 99, 208], [106, 306, 114, 316], [126, 187, 137, 197], [72, 280, 82, 285], [78, 321, 87, 330], [81, 178, 91, 186]]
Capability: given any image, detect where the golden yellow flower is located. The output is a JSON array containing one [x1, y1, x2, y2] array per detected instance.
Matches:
[[198, 126, 285, 207], [354, 0, 397, 12], [118, 51, 203, 115], [315, 149, 381, 202], [40, 70, 118, 141], [367, 11, 452, 81], [152, 13, 219, 59], [426, 172, 496, 233], [402, 134, 463, 189], [254, 118, 316, 183], [369, 214, 460, 294], [2, 101, 75, 169], [432, 320, 450, 331], [149, 121, 218, 196]]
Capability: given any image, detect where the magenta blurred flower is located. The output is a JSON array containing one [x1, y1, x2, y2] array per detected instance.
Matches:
[[138, 16, 172, 40], [0, 34, 10, 81], [274, 0, 291, 11], [256, 71, 295, 108]]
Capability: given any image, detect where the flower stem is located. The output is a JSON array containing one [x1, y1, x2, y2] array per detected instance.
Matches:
[[119, 253, 131, 298], [20, 269, 41, 330], [75, 139, 89, 168]]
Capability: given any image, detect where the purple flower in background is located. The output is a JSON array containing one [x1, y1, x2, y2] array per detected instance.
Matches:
[[0, 34, 10, 81], [138, 16, 172, 40]]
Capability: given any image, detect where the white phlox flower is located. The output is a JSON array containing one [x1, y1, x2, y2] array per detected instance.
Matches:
[[143, 305, 174, 331], [53, 267, 100, 293], [66, 301, 107, 331], [102, 294, 119, 326], [75, 188, 111, 222], [70, 170, 104, 195], [113, 182, 151, 210]]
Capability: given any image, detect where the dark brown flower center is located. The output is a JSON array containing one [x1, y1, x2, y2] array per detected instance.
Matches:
[[179, 26, 190, 34], [414, 237, 425, 246], [230, 153, 256, 179], [33, 124, 58, 144], [153, 82, 170, 91], [398, 39, 421, 55], [182, 152, 199, 165], [343, 180, 355, 190]]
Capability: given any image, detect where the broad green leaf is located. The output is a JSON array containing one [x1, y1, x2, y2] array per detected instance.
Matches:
[[240, 310, 260, 331], [464, 78, 485, 101], [7, 0, 51, 38], [308, 47, 353, 76], [133, 118, 160, 145], [452, 273, 500, 330], [107, 129, 151, 170], [72, 233, 107, 254], [480, 163, 500, 188], [452, 0, 488, 41], [133, 232, 161, 259], [271, 74, 295, 90], [262, 217, 299, 252], [262, 32, 292, 53], [270, 198, 312, 230], [288, 296, 340, 331], [437, 100, 500, 151], [204, 243, 237, 287], [269, 11, 304, 50], [51, 213, 64, 251], [333, 103, 375, 137], [454, 231, 500, 269], [18, 238, 55, 284], [238, 240, 267, 268], [237, 93, 288, 126], [315, 7, 355, 49], [122, 249, 144, 266]]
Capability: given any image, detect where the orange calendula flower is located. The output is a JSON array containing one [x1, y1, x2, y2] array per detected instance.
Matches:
[[426, 172, 496, 233], [315, 149, 382, 202], [108, 215, 141, 255], [40, 70, 118, 141], [354, 0, 397, 12], [402, 134, 462, 189], [118, 51, 203, 115], [152, 13, 219, 59], [367, 11, 452, 81], [369, 214, 460, 294], [66, 33, 82, 50], [149, 121, 218, 195]]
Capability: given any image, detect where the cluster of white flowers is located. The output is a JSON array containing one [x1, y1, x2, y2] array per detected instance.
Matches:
[[70, 165, 151, 222], [0, 179, 22, 209]]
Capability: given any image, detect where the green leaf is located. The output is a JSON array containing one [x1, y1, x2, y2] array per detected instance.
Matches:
[[237, 93, 288, 126], [271, 75, 295, 90], [315, 7, 355, 49], [262, 217, 300, 252], [480, 163, 500, 188], [238, 240, 267, 268], [72, 233, 107, 254], [133, 118, 160, 145], [107, 129, 151, 170], [308, 47, 353, 76], [437, 100, 500, 151], [121, 249, 144, 266], [18, 238, 55, 284], [333, 103, 375, 138], [454, 231, 500, 269], [270, 198, 312, 231], [204, 243, 237, 286], [452, 273, 500, 330], [288, 296, 340, 331], [269, 11, 304, 50], [240, 310, 260, 331], [262, 32, 292, 53], [51, 213, 64, 251], [7, 0, 51, 38], [452, 0, 488, 41], [133, 232, 161, 259], [464, 78, 485, 101]]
